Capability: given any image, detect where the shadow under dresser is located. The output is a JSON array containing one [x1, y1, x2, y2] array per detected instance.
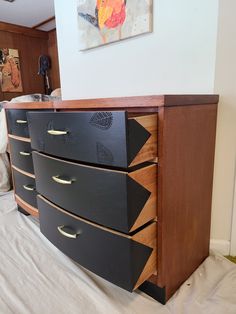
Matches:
[[4, 95, 219, 304]]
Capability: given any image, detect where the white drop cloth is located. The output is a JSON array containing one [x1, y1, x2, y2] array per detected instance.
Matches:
[[0, 192, 235, 314]]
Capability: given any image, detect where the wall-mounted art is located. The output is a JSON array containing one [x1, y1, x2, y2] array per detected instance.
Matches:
[[0, 48, 23, 92], [77, 0, 153, 50]]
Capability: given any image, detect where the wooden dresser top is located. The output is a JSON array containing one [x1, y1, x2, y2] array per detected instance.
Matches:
[[3, 94, 219, 110]]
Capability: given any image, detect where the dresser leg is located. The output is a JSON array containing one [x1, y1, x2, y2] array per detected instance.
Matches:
[[17, 205, 30, 216], [139, 281, 166, 305]]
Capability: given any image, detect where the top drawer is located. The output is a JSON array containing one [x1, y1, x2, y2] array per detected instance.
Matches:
[[27, 111, 157, 168], [6, 110, 29, 138]]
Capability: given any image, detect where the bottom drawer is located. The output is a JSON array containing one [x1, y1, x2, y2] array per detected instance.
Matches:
[[13, 169, 37, 208], [38, 195, 157, 292]]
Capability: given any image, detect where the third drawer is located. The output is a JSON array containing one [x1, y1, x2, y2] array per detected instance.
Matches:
[[33, 151, 157, 233], [38, 195, 157, 292], [9, 137, 34, 174]]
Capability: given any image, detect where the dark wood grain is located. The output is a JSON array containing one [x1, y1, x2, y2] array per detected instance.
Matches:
[[0, 22, 60, 102], [0, 22, 48, 39], [0, 24, 48, 101], [3, 102, 54, 109], [156, 104, 218, 299], [163, 95, 219, 106]]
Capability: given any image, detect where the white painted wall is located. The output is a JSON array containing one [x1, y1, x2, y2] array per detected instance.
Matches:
[[54, 0, 219, 100], [211, 0, 236, 255]]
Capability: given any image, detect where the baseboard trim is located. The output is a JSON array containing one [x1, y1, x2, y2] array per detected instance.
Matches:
[[210, 239, 230, 255]]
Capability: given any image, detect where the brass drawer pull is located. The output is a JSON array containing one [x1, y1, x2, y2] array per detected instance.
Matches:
[[52, 175, 74, 185], [57, 225, 80, 239], [23, 184, 35, 191], [47, 130, 68, 136], [19, 151, 31, 156], [16, 119, 27, 124]]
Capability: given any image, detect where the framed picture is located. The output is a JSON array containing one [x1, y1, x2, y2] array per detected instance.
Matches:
[[0, 48, 23, 92], [78, 0, 153, 50]]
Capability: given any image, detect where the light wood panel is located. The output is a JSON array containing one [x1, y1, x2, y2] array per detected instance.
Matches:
[[129, 164, 157, 232], [134, 222, 157, 289], [129, 114, 158, 167]]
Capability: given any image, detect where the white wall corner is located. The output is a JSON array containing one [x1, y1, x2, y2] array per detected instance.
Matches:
[[210, 239, 230, 256], [230, 165, 236, 256]]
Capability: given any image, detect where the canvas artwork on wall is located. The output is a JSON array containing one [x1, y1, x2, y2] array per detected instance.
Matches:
[[77, 0, 153, 50], [0, 48, 23, 92]]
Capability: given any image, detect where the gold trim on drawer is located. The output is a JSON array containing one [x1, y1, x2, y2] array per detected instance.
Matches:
[[8, 134, 31, 143], [12, 165, 35, 179], [15, 194, 38, 217]]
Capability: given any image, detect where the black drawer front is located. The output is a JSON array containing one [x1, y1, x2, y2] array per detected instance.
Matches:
[[13, 170, 37, 208], [38, 196, 153, 292], [6, 110, 29, 137], [9, 138, 34, 174], [27, 111, 150, 168], [33, 152, 151, 233]]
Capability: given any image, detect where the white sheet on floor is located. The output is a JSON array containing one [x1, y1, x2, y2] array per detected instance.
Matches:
[[0, 192, 236, 314]]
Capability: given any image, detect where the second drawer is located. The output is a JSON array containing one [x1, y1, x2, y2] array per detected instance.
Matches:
[[33, 151, 157, 233]]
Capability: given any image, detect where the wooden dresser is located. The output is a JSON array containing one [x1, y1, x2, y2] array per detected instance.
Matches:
[[4, 95, 219, 304]]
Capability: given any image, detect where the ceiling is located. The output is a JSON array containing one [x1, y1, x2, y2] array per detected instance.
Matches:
[[0, 0, 55, 31]]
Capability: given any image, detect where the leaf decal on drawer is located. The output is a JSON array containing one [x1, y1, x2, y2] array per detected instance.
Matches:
[[89, 112, 113, 130], [96, 142, 114, 164]]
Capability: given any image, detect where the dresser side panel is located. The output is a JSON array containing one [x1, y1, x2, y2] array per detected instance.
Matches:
[[157, 104, 218, 300]]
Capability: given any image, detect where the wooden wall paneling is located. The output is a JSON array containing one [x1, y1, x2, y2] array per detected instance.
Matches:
[[157, 103, 218, 300], [0, 26, 49, 101], [0, 22, 48, 39], [48, 30, 61, 90]]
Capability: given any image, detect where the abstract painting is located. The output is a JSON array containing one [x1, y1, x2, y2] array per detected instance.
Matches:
[[77, 0, 153, 50], [0, 48, 23, 92]]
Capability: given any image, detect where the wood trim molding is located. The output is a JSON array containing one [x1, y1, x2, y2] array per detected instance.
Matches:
[[3, 95, 219, 110], [8, 134, 31, 143], [0, 21, 48, 39], [33, 16, 55, 29], [12, 165, 35, 179], [15, 194, 39, 217], [3, 101, 54, 109]]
